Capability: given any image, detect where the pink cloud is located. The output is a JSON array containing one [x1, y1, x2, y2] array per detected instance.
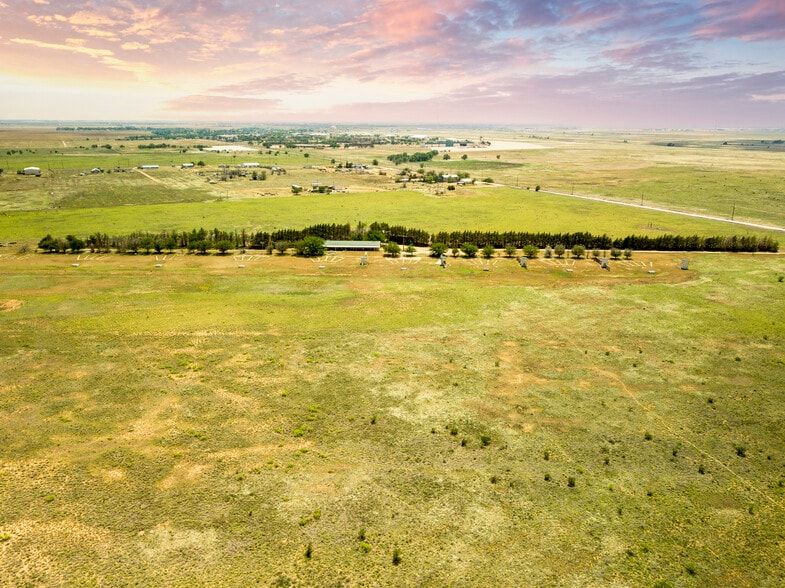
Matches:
[[698, 0, 785, 41]]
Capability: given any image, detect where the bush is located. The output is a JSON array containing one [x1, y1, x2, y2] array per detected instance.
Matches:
[[296, 236, 326, 257], [554, 243, 566, 258], [623, 248, 633, 259], [522, 244, 539, 258], [392, 548, 402, 565], [567, 476, 576, 487], [571, 244, 586, 259], [610, 247, 622, 259], [383, 242, 401, 257], [460, 243, 479, 258], [430, 242, 448, 257], [504, 244, 517, 257], [481, 244, 495, 259]]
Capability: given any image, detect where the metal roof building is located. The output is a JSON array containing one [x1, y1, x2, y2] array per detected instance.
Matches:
[[324, 240, 380, 251]]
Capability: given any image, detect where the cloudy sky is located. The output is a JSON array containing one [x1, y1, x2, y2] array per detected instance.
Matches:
[[1, 0, 784, 127]]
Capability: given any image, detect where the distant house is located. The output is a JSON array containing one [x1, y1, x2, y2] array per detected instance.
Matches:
[[181, 163, 194, 168], [240, 162, 260, 168], [441, 173, 459, 182], [140, 165, 159, 170], [23, 166, 41, 176]]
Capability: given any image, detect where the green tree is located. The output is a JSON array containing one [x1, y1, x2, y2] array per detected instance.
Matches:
[[610, 247, 622, 260], [451, 246, 461, 257], [405, 244, 417, 256], [592, 249, 601, 260], [504, 243, 517, 257], [430, 242, 449, 257], [296, 236, 326, 257], [523, 244, 539, 258], [623, 248, 633, 259], [215, 240, 233, 254], [442, 153, 451, 160], [274, 240, 290, 255], [38, 234, 59, 252], [140, 236, 155, 254], [571, 244, 586, 259], [66, 235, 85, 253], [461, 243, 479, 258], [461, 154, 468, 160], [372, 159, 379, 166], [482, 244, 495, 259], [384, 241, 401, 257], [554, 243, 566, 258]]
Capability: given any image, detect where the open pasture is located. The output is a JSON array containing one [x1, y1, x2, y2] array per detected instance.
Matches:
[[0, 250, 784, 586], [1, 126, 784, 244]]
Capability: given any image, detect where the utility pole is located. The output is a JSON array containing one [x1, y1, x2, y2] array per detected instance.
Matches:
[[731, 203, 736, 220]]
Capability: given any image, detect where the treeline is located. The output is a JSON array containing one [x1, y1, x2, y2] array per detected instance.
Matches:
[[386, 150, 439, 165], [37, 222, 778, 254]]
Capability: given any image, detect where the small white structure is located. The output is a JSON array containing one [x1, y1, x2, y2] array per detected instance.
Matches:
[[240, 162, 260, 168], [182, 163, 194, 168], [91, 168, 102, 174], [140, 165, 159, 170], [23, 167, 41, 176]]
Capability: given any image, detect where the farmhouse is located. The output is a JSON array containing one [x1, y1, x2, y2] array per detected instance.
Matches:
[[324, 240, 380, 251], [23, 166, 41, 176]]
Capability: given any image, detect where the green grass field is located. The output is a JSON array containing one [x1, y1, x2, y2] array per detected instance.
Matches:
[[0, 251, 783, 586], [1, 126, 785, 586], [1, 126, 783, 245]]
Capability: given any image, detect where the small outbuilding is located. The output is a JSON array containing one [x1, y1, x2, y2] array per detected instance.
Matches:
[[23, 166, 41, 176]]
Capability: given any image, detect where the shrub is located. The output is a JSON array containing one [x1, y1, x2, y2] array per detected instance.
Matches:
[[504, 243, 517, 257], [296, 236, 326, 257], [567, 477, 576, 487], [523, 244, 539, 258], [554, 243, 566, 258], [623, 248, 633, 259], [460, 243, 479, 258], [430, 242, 448, 257], [480, 434, 491, 447], [644, 431, 653, 441], [592, 249, 601, 259], [305, 543, 313, 559], [735, 445, 747, 457], [359, 542, 372, 553], [610, 247, 622, 259], [544, 246, 553, 258], [481, 244, 495, 259], [392, 548, 402, 565], [571, 244, 586, 259], [383, 242, 401, 257]]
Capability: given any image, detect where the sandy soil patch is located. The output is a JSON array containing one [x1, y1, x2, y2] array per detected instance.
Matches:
[[0, 299, 22, 311]]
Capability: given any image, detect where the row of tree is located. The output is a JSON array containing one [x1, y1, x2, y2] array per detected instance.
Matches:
[[37, 222, 778, 255]]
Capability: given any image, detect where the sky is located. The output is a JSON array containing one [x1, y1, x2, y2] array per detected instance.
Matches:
[[1, 0, 784, 128]]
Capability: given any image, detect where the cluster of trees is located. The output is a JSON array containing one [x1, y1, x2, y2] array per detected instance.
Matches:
[[37, 222, 778, 256], [386, 150, 439, 165]]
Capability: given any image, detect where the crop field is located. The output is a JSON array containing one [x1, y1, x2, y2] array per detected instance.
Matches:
[[0, 250, 784, 586], [1, 126, 784, 586]]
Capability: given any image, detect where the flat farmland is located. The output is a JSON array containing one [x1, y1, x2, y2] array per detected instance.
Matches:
[[0, 250, 784, 586], [1, 126, 784, 244]]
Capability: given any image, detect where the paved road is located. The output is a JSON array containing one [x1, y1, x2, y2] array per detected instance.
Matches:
[[511, 186, 785, 233]]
